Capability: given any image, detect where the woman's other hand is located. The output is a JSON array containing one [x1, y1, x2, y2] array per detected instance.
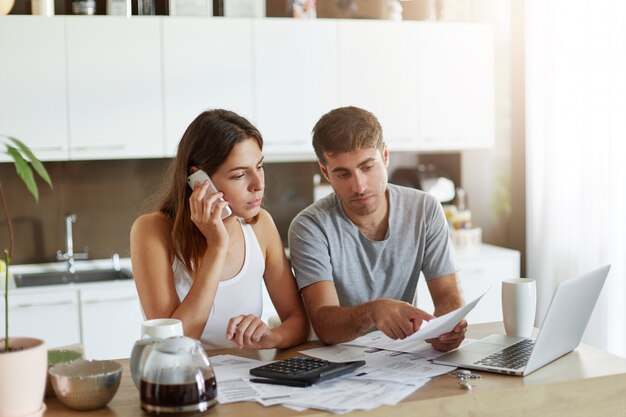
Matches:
[[226, 314, 278, 349]]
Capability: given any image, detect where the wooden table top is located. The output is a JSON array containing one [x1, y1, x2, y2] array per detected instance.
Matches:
[[43, 322, 626, 417]]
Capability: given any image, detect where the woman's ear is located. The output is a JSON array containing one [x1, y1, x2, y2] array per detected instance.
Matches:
[[188, 165, 199, 175]]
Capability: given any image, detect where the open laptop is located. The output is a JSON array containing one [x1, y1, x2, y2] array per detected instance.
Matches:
[[432, 265, 610, 376]]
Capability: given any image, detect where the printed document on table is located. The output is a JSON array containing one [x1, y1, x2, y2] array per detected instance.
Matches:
[[208, 354, 426, 413], [300, 342, 455, 381], [210, 354, 269, 382], [210, 355, 267, 404], [348, 289, 488, 354], [256, 377, 424, 413]]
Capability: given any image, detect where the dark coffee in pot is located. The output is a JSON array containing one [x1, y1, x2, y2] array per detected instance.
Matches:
[[140, 377, 217, 414]]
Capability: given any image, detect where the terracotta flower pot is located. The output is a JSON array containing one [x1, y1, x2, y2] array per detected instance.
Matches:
[[0, 338, 47, 417]]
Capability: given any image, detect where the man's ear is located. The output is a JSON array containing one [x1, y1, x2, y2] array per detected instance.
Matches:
[[318, 161, 330, 182], [382, 143, 390, 168]]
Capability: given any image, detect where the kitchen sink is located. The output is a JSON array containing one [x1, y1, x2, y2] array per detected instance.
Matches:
[[13, 269, 133, 288]]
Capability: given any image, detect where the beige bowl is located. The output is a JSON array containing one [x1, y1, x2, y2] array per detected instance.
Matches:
[[45, 348, 84, 398], [49, 359, 122, 411]]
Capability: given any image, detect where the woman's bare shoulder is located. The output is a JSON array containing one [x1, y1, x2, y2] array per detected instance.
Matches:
[[251, 208, 277, 231], [131, 212, 173, 239], [250, 208, 280, 247]]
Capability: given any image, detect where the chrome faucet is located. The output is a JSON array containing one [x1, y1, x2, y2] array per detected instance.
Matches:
[[56, 213, 89, 273]]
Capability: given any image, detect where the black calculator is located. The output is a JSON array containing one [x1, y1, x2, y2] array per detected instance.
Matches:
[[249, 357, 366, 387]]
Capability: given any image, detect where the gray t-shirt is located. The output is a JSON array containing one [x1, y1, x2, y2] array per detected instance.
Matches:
[[288, 183, 457, 307]]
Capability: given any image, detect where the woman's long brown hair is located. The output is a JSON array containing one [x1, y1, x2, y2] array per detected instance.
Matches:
[[157, 109, 263, 277]]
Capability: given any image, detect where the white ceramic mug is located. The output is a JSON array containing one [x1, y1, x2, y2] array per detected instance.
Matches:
[[502, 278, 537, 337], [141, 318, 184, 339], [31, 0, 54, 16]]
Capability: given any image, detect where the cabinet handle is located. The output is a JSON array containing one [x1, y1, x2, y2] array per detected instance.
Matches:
[[83, 297, 137, 304], [71, 145, 126, 151], [12, 300, 75, 308], [30, 146, 65, 152]]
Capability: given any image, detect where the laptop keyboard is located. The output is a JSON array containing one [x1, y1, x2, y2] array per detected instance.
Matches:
[[474, 339, 535, 369]]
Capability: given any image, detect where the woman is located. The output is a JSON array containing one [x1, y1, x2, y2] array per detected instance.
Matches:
[[130, 109, 308, 349]]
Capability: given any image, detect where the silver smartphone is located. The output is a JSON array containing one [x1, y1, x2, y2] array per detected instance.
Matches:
[[186, 170, 232, 219]]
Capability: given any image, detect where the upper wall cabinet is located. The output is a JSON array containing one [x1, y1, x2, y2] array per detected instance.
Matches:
[[0, 17, 494, 162], [253, 19, 339, 160], [162, 18, 254, 156], [415, 23, 495, 150], [338, 20, 494, 152], [0, 17, 69, 161], [338, 20, 419, 152], [66, 17, 163, 160]]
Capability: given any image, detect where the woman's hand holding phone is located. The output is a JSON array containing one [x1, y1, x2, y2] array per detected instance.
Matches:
[[187, 170, 233, 219], [188, 172, 231, 248]]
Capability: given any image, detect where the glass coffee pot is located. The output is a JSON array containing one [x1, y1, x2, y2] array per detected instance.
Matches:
[[139, 336, 217, 415]]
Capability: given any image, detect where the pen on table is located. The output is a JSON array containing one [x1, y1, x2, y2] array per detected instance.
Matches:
[[249, 378, 312, 388]]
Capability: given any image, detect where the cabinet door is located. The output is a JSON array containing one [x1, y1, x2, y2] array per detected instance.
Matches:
[[338, 20, 419, 152], [0, 16, 69, 161], [162, 18, 254, 156], [254, 19, 338, 160], [66, 16, 163, 160], [415, 24, 495, 151], [2, 290, 81, 348], [80, 284, 144, 360]]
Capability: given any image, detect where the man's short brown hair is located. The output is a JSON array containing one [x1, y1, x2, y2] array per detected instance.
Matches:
[[312, 106, 384, 165]]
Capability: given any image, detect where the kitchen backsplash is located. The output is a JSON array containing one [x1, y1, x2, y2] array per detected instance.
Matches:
[[0, 152, 457, 265], [0, 158, 317, 264]]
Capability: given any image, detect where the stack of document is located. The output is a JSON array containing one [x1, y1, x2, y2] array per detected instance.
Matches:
[[211, 352, 436, 413], [211, 291, 485, 413]]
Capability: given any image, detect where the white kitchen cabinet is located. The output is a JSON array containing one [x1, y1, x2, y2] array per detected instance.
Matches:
[[0, 16, 495, 162], [1, 290, 81, 348], [162, 18, 254, 156], [7, 259, 144, 359], [415, 24, 495, 151], [80, 283, 144, 360], [254, 19, 338, 160], [338, 20, 419, 152], [65, 16, 163, 160], [0, 16, 69, 161], [416, 244, 520, 324]]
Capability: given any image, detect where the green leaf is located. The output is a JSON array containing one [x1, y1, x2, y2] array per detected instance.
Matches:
[[6, 136, 53, 189], [6, 145, 39, 202]]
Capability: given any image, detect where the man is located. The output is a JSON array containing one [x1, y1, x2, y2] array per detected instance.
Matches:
[[288, 106, 466, 351]]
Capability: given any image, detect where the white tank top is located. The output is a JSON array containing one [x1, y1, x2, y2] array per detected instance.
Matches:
[[172, 219, 265, 348]]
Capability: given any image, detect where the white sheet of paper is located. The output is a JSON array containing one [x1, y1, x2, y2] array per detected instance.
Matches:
[[301, 343, 454, 381], [217, 378, 261, 404], [209, 354, 268, 382], [347, 289, 488, 353], [275, 378, 422, 413]]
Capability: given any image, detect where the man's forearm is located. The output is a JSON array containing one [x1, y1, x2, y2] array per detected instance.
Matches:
[[312, 302, 376, 345], [433, 292, 464, 316]]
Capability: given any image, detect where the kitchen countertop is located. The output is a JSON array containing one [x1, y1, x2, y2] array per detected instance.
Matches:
[[5, 257, 133, 293]]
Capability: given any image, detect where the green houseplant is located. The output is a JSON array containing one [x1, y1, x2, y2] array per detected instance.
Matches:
[[0, 135, 53, 417]]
